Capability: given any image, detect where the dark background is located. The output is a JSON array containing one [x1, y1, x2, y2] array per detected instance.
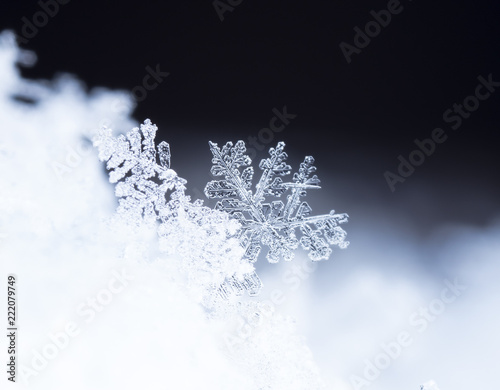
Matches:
[[2, 0, 500, 234]]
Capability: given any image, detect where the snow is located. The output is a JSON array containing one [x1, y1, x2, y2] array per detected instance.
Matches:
[[0, 30, 326, 389]]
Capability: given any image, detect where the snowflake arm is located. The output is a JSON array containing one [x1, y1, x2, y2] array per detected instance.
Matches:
[[254, 141, 291, 202], [93, 119, 186, 223], [205, 141, 262, 221]]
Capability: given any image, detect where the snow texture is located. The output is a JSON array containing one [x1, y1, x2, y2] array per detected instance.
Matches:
[[421, 381, 440, 390]]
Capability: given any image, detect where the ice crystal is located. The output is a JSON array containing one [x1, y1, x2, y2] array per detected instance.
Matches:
[[205, 140, 349, 263], [93, 119, 186, 224]]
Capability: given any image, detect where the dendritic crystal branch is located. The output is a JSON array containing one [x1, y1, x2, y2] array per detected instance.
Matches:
[[93, 119, 186, 224]]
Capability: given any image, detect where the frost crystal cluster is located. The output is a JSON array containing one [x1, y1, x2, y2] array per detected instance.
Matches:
[[93, 121, 256, 301], [94, 121, 349, 300]]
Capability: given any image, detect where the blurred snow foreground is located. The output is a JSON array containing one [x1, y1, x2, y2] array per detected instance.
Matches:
[[421, 380, 440, 390], [0, 30, 349, 389]]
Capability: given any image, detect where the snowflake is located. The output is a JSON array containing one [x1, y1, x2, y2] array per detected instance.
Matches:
[[93, 119, 186, 224], [205, 140, 349, 263]]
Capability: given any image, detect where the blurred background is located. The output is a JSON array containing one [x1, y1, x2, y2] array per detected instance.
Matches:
[[1, 1, 499, 389]]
